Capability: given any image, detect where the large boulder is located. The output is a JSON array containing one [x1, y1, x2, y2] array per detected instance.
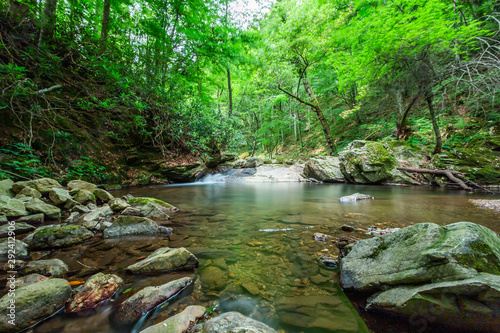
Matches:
[[24, 198, 61, 219], [25, 224, 93, 249], [303, 156, 345, 182], [103, 216, 161, 238], [49, 188, 72, 205], [72, 189, 96, 204], [157, 162, 207, 182], [0, 197, 28, 217], [139, 305, 206, 333], [191, 312, 277, 333], [21, 259, 69, 277], [0, 179, 15, 198], [126, 247, 199, 275], [366, 273, 500, 332], [12, 178, 63, 194], [0, 278, 71, 333], [113, 277, 192, 326], [76, 205, 113, 229], [94, 188, 114, 202], [127, 197, 178, 212], [341, 222, 500, 291], [67, 180, 97, 193], [244, 157, 264, 168], [275, 296, 369, 332], [66, 273, 123, 313], [339, 140, 416, 184]]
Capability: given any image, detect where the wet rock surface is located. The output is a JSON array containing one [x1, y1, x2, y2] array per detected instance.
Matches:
[[21, 259, 69, 277], [126, 247, 199, 274], [139, 305, 206, 333], [339, 193, 373, 202], [191, 312, 278, 333], [304, 156, 345, 182], [103, 215, 160, 237], [66, 273, 123, 313], [25, 224, 93, 249]]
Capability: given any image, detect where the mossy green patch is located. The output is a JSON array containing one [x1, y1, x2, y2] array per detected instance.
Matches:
[[34, 225, 84, 238], [127, 197, 176, 209], [369, 238, 388, 259], [114, 215, 152, 226], [454, 241, 500, 275]]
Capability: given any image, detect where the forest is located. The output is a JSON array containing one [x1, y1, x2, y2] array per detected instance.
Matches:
[[0, 0, 499, 183]]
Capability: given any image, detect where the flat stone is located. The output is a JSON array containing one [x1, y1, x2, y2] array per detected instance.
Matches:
[[12, 178, 63, 194], [140, 202, 170, 220], [0, 197, 28, 217], [139, 305, 206, 333], [121, 206, 141, 216], [24, 198, 61, 219], [66, 273, 123, 313], [113, 277, 192, 327], [0, 278, 71, 333], [191, 312, 277, 333], [17, 213, 44, 224], [339, 193, 373, 202], [127, 197, 179, 212], [21, 259, 69, 277], [76, 205, 113, 230], [200, 266, 227, 290], [0, 239, 29, 258], [16, 187, 42, 199], [241, 282, 260, 295], [126, 247, 199, 275], [0, 179, 15, 198], [341, 225, 356, 232], [0, 222, 35, 238], [94, 188, 115, 202], [72, 189, 96, 204]]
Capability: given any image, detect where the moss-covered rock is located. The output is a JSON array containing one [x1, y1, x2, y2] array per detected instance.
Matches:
[[12, 178, 63, 194], [67, 180, 97, 193], [340, 222, 500, 291], [16, 187, 42, 199], [0, 239, 29, 259], [127, 197, 178, 212], [139, 305, 206, 333], [156, 162, 207, 182], [49, 187, 72, 205], [66, 273, 123, 313], [0, 179, 15, 198], [26, 224, 93, 249], [0, 197, 28, 217], [21, 259, 69, 277], [303, 156, 345, 182], [72, 189, 96, 204], [103, 215, 159, 237], [0, 278, 71, 333], [126, 247, 199, 274], [191, 312, 278, 333], [24, 198, 61, 219], [94, 188, 114, 202], [76, 205, 113, 230]]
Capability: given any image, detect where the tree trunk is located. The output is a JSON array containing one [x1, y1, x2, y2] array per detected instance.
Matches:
[[426, 92, 442, 154], [38, 0, 58, 47], [227, 67, 233, 116], [100, 0, 111, 43]]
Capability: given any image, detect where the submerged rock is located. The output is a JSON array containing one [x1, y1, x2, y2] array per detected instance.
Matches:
[[304, 156, 345, 182], [66, 273, 123, 313], [14, 273, 48, 288], [139, 305, 206, 333], [126, 247, 199, 274], [339, 193, 373, 202], [366, 273, 500, 332], [0, 278, 71, 333], [127, 197, 179, 212], [191, 312, 277, 333], [340, 222, 500, 291], [25, 198, 61, 219], [103, 216, 160, 237], [26, 224, 93, 249], [313, 233, 332, 242], [114, 277, 192, 326], [21, 259, 69, 277], [200, 266, 227, 290]]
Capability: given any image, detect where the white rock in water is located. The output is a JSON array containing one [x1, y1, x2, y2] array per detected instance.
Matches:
[[339, 193, 374, 202]]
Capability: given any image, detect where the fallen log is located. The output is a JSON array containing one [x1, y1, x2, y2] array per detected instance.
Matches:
[[397, 167, 472, 190]]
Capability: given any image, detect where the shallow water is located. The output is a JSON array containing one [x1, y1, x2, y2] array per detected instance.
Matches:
[[28, 183, 500, 333]]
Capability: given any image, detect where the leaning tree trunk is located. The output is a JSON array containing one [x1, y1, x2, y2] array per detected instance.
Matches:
[[38, 0, 58, 48], [426, 92, 442, 154], [227, 67, 233, 117], [100, 0, 111, 43]]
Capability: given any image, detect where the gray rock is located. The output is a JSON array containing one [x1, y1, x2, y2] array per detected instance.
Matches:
[[121, 206, 141, 216], [21, 259, 69, 277], [65, 211, 80, 223], [340, 222, 500, 291], [140, 202, 170, 220], [0, 222, 35, 238], [87, 202, 97, 210], [275, 296, 369, 332], [12, 178, 63, 194], [0, 239, 29, 258], [191, 312, 277, 333], [200, 266, 227, 290], [113, 277, 192, 326], [103, 216, 160, 238], [127, 197, 179, 212], [0, 215, 6, 223], [0, 179, 15, 198], [158, 226, 173, 236], [244, 157, 264, 168], [0, 278, 71, 333], [94, 188, 114, 202], [339, 140, 412, 184], [64, 198, 81, 210], [341, 225, 356, 232], [49, 187, 72, 205], [12, 273, 48, 288], [366, 273, 500, 332], [24, 198, 61, 219], [109, 198, 131, 212], [67, 180, 97, 193], [16, 187, 42, 199], [0, 197, 28, 217], [66, 273, 123, 313], [71, 204, 90, 214], [126, 247, 199, 274], [76, 205, 113, 230], [339, 193, 374, 202], [139, 305, 206, 333], [96, 221, 113, 231], [25, 224, 93, 249], [73, 189, 96, 204], [17, 213, 44, 224], [304, 156, 345, 182]]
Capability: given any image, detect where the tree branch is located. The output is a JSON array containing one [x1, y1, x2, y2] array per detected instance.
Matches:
[[277, 82, 318, 110]]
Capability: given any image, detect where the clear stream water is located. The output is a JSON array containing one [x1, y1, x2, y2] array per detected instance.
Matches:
[[27, 183, 500, 333]]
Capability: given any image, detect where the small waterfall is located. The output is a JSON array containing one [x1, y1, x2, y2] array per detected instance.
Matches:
[[196, 169, 239, 183]]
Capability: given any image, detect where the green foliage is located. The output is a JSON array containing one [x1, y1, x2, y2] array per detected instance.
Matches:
[[0, 143, 52, 180], [64, 157, 108, 184]]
